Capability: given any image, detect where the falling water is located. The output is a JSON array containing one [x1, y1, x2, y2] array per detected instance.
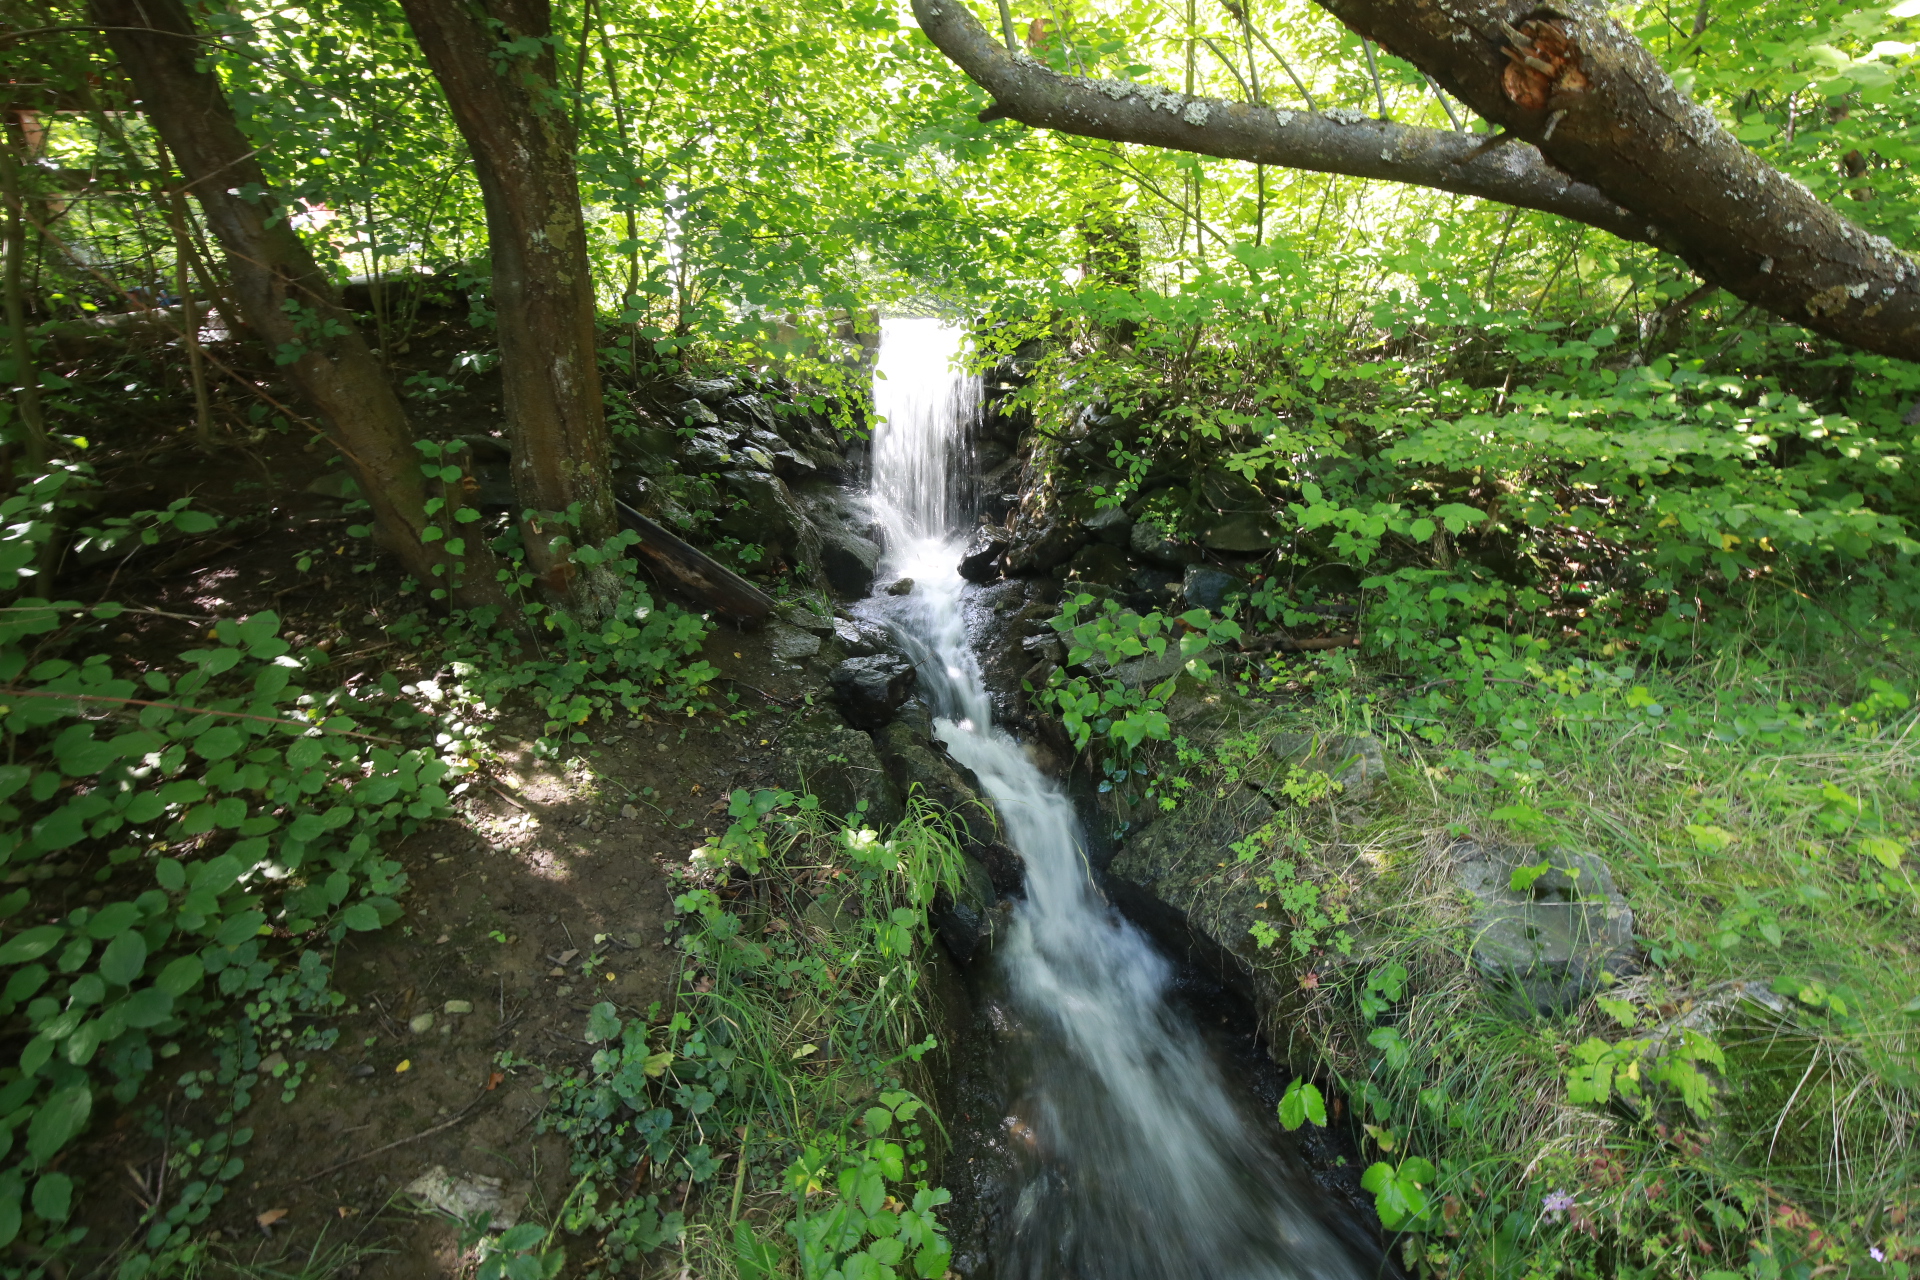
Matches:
[[863, 318, 1368, 1280]]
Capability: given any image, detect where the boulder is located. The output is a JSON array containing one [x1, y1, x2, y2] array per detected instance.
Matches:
[[830, 654, 918, 729], [680, 376, 741, 405], [1182, 564, 1244, 611], [817, 524, 882, 599], [1067, 541, 1133, 588], [873, 719, 997, 848], [1006, 520, 1086, 574], [1452, 841, 1636, 1014], [718, 392, 778, 434], [1082, 504, 1134, 546], [613, 426, 680, 477], [933, 853, 1000, 965], [886, 577, 914, 596], [717, 470, 821, 570], [682, 427, 734, 470], [1202, 513, 1278, 553], [767, 624, 822, 662], [672, 399, 722, 428], [833, 616, 896, 657], [1129, 518, 1199, 569], [958, 526, 1011, 583], [779, 711, 903, 827], [777, 601, 837, 636]]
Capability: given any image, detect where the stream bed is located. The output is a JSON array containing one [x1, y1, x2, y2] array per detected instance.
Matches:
[[853, 319, 1383, 1280]]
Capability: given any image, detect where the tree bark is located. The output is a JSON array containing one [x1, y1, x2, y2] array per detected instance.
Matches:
[[90, 0, 502, 605], [397, 0, 619, 613], [910, 0, 1920, 361]]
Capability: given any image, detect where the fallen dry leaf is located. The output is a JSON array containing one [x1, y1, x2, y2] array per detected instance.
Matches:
[[557, 949, 579, 964], [256, 1208, 288, 1230], [337, 1206, 358, 1218], [395, 1059, 412, 1073], [487, 1071, 505, 1091]]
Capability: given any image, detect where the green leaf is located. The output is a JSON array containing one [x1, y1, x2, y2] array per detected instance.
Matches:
[[1367, 1025, 1412, 1071], [0, 926, 64, 965], [341, 903, 381, 931], [0, 1184, 17, 1249], [86, 901, 141, 940], [155, 955, 204, 996], [585, 1001, 621, 1043], [1278, 1078, 1327, 1130], [122, 986, 175, 1027], [25, 1084, 91, 1163], [31, 1173, 71, 1223], [1508, 861, 1550, 892], [193, 726, 243, 761], [98, 931, 148, 986]]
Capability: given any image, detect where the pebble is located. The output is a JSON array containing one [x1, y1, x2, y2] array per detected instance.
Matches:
[[409, 1013, 435, 1033], [443, 1000, 473, 1015]]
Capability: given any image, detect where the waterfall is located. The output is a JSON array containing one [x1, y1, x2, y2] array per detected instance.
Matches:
[[863, 320, 1366, 1280]]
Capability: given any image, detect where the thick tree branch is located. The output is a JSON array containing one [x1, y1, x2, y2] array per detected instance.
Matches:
[[912, 0, 1920, 360], [920, 0, 1649, 244]]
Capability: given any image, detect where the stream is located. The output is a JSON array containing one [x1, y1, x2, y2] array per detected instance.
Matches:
[[857, 319, 1379, 1280]]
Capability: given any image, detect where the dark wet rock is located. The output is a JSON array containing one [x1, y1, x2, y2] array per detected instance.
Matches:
[[959, 526, 1012, 583], [1067, 542, 1133, 588], [817, 525, 882, 599], [623, 475, 693, 530], [737, 427, 814, 480], [932, 853, 1000, 965], [719, 392, 778, 434], [778, 711, 903, 827], [1006, 520, 1086, 574], [831, 654, 918, 730], [682, 427, 734, 471], [1453, 842, 1637, 1014], [833, 616, 895, 657], [454, 433, 511, 463], [1129, 567, 1181, 610], [717, 470, 821, 570], [886, 577, 915, 596], [1082, 504, 1133, 546], [1202, 513, 1278, 553], [1106, 791, 1281, 1004], [1128, 518, 1199, 569], [873, 720, 998, 851], [680, 376, 741, 405], [672, 399, 721, 428], [612, 426, 679, 477], [1182, 564, 1245, 611]]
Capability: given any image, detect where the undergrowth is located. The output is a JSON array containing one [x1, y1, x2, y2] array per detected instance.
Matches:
[[511, 790, 965, 1279]]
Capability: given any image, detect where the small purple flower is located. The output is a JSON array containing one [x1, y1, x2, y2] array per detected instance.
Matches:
[[1870, 1246, 1886, 1263], [1541, 1190, 1577, 1219]]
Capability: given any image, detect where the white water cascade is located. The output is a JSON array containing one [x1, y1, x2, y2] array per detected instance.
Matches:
[[863, 318, 1366, 1280]]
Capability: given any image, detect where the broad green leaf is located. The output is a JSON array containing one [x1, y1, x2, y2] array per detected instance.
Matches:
[[25, 1084, 91, 1162], [0, 926, 63, 965], [98, 931, 148, 986], [31, 1173, 71, 1223]]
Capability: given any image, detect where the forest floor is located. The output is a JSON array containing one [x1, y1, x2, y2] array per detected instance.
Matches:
[[50, 412, 828, 1276]]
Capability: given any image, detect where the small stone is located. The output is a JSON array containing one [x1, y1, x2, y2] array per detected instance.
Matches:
[[885, 577, 914, 595], [549, 967, 566, 978], [409, 1013, 435, 1034], [1182, 564, 1244, 611], [435, 934, 450, 944], [259, 1052, 286, 1074], [443, 1000, 473, 1015], [620, 803, 638, 820]]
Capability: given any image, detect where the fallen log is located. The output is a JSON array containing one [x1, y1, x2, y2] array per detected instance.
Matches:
[[615, 500, 776, 630]]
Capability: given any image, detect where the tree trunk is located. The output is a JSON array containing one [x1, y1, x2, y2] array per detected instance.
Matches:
[[90, 0, 502, 607], [397, 0, 619, 614], [909, 0, 1920, 361]]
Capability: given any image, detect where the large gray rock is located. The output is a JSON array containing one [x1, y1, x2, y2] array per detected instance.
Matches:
[[830, 654, 918, 729], [833, 617, 895, 657], [1129, 518, 1200, 569], [717, 470, 820, 571], [681, 377, 741, 405], [1202, 513, 1278, 553], [1182, 564, 1244, 611], [958, 526, 1011, 583], [779, 711, 902, 828], [1082, 504, 1134, 546], [673, 399, 722, 428], [1453, 841, 1636, 1014], [1006, 520, 1086, 574], [682, 427, 734, 470], [817, 524, 882, 598], [767, 624, 821, 662]]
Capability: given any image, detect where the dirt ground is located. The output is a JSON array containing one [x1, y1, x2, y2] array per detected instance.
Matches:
[[47, 369, 834, 1276]]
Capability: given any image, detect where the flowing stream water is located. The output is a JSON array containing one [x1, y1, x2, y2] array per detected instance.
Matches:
[[861, 319, 1373, 1279]]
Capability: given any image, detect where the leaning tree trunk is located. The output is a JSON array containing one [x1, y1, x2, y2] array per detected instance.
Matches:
[[91, 0, 504, 607], [910, 0, 1920, 361], [397, 0, 620, 614]]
